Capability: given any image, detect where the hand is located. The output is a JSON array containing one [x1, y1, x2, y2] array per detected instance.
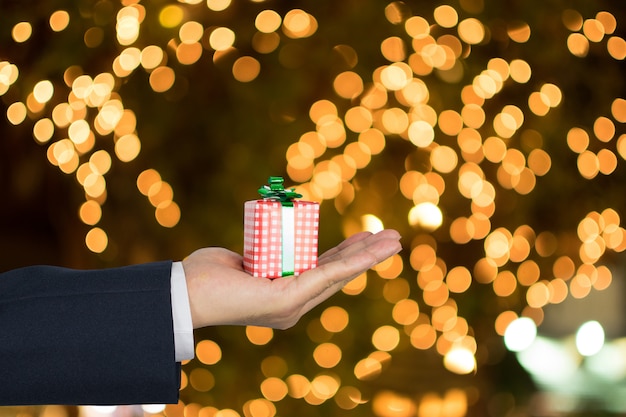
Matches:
[[182, 229, 402, 329]]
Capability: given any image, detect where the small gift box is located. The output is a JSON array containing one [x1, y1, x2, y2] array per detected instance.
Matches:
[[243, 177, 319, 278]]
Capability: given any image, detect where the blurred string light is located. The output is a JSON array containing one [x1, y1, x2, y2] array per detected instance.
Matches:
[[510, 319, 626, 414], [286, 0, 625, 379], [282, 0, 626, 415], [1, 3, 326, 254], [503, 317, 537, 352], [1, 0, 626, 416], [575, 320, 605, 357]]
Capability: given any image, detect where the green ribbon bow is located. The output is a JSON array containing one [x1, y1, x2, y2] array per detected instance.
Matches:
[[258, 176, 302, 206], [258, 176, 301, 277]]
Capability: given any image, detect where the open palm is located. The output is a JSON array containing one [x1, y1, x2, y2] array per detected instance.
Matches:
[[182, 229, 402, 329]]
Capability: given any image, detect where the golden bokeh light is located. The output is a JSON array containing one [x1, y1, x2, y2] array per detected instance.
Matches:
[[79, 200, 102, 226], [282, 9, 317, 39], [508, 21, 531, 43], [373, 390, 416, 417], [562, 9, 583, 31], [255, 10, 282, 33], [149, 181, 174, 207], [526, 281, 551, 308], [410, 323, 437, 350], [33, 118, 55, 143], [583, 19, 605, 42], [149, 66, 176, 92], [89, 150, 111, 176], [319, 306, 349, 333], [341, 272, 367, 296], [493, 271, 517, 297], [159, 5, 184, 28], [392, 298, 420, 326], [176, 42, 203, 65], [33, 80, 54, 104], [286, 374, 310, 399], [207, 0, 231, 11], [84, 27, 104, 48], [49, 10, 70, 32], [196, 340, 222, 366], [607, 36, 626, 59], [189, 368, 215, 392], [371, 325, 400, 352], [375, 253, 404, 279], [334, 386, 363, 410], [246, 326, 274, 345], [115, 134, 141, 162], [446, 267, 472, 293], [261, 355, 288, 379], [443, 346, 476, 375], [380, 36, 406, 63], [313, 343, 342, 368], [141, 45, 165, 70], [354, 357, 382, 381], [85, 227, 108, 253], [137, 169, 161, 195], [116, 7, 141, 46], [568, 32, 590, 57], [6, 102, 27, 125], [180, 21, 204, 44], [334, 72, 364, 100], [404, 16, 428, 39], [434, 5, 458, 29], [309, 373, 340, 402], [408, 120, 434, 147], [232, 56, 261, 82], [596, 11, 617, 33], [12, 22, 33, 43], [242, 398, 276, 417], [155, 201, 181, 228], [252, 31, 281, 54], [260, 377, 288, 402], [457, 18, 485, 45]]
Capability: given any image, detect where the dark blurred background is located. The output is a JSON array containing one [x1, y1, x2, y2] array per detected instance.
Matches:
[[1, 0, 626, 416]]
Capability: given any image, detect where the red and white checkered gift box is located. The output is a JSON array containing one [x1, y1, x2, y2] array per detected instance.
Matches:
[[243, 199, 319, 278]]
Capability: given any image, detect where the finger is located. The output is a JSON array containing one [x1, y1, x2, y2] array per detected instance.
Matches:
[[294, 232, 402, 314], [319, 229, 401, 266], [318, 231, 373, 261], [301, 236, 402, 313]]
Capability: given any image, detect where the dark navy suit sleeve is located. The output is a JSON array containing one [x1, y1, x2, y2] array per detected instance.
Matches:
[[0, 261, 181, 405]]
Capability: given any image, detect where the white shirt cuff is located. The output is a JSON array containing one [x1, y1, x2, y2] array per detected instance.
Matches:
[[170, 261, 194, 361]]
